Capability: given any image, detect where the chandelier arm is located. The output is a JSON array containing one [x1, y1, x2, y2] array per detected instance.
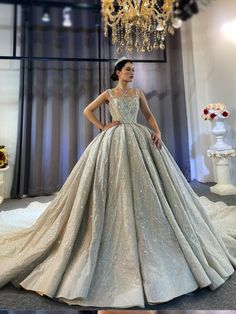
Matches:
[[103, 11, 117, 22], [105, 13, 123, 27], [152, 7, 172, 17]]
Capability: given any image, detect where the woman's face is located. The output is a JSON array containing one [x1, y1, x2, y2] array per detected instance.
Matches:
[[117, 62, 135, 82]]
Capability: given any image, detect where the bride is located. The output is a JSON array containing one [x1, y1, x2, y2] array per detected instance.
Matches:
[[0, 56, 236, 308]]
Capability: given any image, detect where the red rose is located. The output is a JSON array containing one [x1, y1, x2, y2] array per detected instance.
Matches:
[[222, 111, 228, 117], [0, 151, 5, 161], [203, 109, 209, 114], [210, 113, 216, 119]]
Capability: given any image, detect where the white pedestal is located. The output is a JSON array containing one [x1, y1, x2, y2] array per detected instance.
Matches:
[[207, 149, 236, 196], [0, 166, 9, 204]]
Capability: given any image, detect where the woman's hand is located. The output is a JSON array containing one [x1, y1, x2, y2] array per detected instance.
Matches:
[[151, 131, 162, 149], [102, 120, 121, 131]]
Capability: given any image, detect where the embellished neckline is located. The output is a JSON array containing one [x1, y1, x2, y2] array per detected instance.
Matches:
[[111, 94, 139, 101], [109, 88, 139, 101]]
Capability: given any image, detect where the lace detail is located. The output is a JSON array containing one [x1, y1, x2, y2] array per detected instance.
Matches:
[[108, 89, 140, 123]]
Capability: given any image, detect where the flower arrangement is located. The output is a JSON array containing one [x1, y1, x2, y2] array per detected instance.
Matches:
[[0, 145, 8, 168], [201, 103, 230, 120]]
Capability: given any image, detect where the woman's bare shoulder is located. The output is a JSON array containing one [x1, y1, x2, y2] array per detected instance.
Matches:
[[97, 89, 110, 101]]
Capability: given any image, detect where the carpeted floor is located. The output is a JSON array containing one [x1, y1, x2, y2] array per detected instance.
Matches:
[[0, 180, 236, 310]]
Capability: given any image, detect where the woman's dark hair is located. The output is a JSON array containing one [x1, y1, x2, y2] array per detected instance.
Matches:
[[110, 59, 133, 81]]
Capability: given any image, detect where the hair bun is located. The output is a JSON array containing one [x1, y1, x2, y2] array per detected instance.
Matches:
[[111, 72, 118, 81]]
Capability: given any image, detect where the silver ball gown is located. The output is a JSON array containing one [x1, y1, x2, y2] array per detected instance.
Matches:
[[0, 89, 236, 308]]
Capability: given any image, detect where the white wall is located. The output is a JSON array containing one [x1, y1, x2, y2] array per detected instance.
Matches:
[[0, 5, 21, 198], [181, 0, 236, 184]]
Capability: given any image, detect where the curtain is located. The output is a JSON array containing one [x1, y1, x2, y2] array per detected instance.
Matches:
[[12, 4, 103, 197], [11, 4, 190, 197]]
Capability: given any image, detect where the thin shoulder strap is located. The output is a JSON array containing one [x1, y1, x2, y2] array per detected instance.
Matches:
[[107, 88, 113, 97], [107, 89, 113, 103], [136, 88, 139, 96]]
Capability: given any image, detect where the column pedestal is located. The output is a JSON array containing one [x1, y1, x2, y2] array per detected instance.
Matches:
[[207, 149, 236, 196], [0, 166, 9, 204]]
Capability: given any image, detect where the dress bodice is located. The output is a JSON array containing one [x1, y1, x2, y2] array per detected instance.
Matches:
[[108, 89, 140, 123]]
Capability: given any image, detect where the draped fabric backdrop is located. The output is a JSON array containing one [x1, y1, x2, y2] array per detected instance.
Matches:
[[11, 2, 190, 197]]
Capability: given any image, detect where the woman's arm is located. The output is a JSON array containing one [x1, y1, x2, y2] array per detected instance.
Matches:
[[83, 90, 120, 131], [139, 89, 162, 149]]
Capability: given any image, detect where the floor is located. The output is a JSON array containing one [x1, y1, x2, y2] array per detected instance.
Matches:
[[0, 181, 236, 310]]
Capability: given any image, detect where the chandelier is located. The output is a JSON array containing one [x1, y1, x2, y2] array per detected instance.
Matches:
[[101, 0, 181, 53]]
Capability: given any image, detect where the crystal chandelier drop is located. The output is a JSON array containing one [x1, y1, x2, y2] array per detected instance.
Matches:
[[101, 0, 180, 53]]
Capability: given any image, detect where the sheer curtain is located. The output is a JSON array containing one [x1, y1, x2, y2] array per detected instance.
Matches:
[[12, 5, 102, 197]]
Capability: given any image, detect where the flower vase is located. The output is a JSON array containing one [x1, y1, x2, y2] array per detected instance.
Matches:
[[211, 119, 232, 151]]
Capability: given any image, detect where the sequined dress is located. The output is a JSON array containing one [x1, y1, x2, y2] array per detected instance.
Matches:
[[0, 89, 236, 308]]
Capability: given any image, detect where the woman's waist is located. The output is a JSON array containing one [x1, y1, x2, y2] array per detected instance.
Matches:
[[111, 119, 138, 124]]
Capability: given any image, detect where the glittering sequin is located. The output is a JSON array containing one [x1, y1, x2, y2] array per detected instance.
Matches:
[[0, 92, 236, 307]]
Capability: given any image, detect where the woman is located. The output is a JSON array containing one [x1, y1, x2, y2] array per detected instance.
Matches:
[[83, 57, 162, 150], [0, 57, 236, 308]]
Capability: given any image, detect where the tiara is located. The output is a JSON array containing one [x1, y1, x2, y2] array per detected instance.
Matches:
[[114, 56, 128, 66]]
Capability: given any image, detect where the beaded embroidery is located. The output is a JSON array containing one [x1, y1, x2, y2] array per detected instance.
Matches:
[[108, 89, 140, 124]]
